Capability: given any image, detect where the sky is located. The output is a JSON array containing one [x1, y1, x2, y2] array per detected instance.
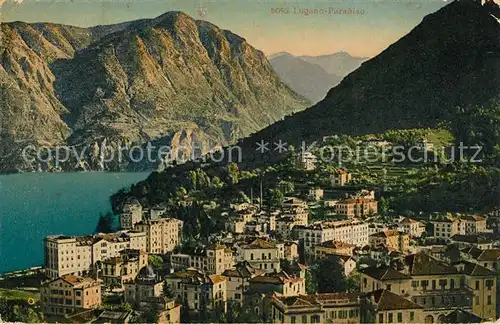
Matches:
[[0, 0, 453, 57]]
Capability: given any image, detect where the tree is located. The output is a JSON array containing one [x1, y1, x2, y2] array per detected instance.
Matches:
[[95, 212, 114, 233], [268, 188, 284, 208], [305, 268, 318, 294], [148, 255, 164, 272], [310, 257, 348, 293]]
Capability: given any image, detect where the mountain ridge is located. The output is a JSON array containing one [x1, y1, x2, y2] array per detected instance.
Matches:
[[0, 11, 309, 172]]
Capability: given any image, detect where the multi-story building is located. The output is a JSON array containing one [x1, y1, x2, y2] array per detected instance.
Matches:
[[283, 241, 299, 261], [330, 198, 378, 218], [165, 269, 227, 314], [361, 289, 424, 324], [44, 231, 147, 279], [169, 244, 234, 275], [120, 203, 143, 230], [296, 151, 317, 171], [330, 169, 352, 187], [270, 293, 360, 324], [432, 215, 488, 239], [308, 188, 324, 201], [133, 218, 183, 254], [359, 252, 497, 322], [398, 217, 425, 237], [236, 239, 281, 273], [40, 275, 101, 316], [293, 220, 369, 256], [454, 261, 497, 320], [249, 271, 305, 297], [276, 216, 306, 239], [124, 265, 164, 306], [101, 249, 148, 289], [369, 230, 409, 253], [222, 261, 263, 304]]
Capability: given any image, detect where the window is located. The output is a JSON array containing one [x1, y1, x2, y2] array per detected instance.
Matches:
[[432, 280, 436, 290], [291, 316, 296, 324], [235, 293, 241, 299], [460, 278, 465, 288], [397, 313, 402, 323], [486, 279, 493, 290], [439, 279, 447, 289], [388, 313, 393, 323], [302, 315, 307, 323], [421, 280, 428, 290], [475, 296, 479, 305], [387, 284, 392, 291], [411, 281, 418, 288], [76, 291, 81, 296], [475, 280, 480, 290], [379, 314, 384, 323], [487, 295, 492, 305], [410, 312, 414, 322], [450, 279, 455, 289]]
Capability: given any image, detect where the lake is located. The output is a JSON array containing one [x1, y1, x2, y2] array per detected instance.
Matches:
[[0, 172, 150, 273]]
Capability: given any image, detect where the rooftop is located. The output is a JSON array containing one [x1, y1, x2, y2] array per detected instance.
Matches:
[[359, 266, 411, 281], [404, 252, 457, 276], [366, 289, 422, 311]]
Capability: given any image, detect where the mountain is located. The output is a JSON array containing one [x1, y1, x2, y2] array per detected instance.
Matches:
[[234, 0, 500, 167], [0, 12, 309, 172], [269, 52, 342, 103], [299, 51, 368, 77]]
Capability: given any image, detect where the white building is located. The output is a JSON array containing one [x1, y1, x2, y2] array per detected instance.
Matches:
[[44, 231, 147, 279], [293, 220, 369, 256], [133, 218, 183, 254]]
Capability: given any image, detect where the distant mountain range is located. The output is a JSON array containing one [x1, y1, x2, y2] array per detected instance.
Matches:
[[0, 12, 309, 172], [234, 0, 500, 167], [269, 51, 367, 103]]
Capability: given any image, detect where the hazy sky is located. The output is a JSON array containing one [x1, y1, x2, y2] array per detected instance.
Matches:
[[0, 0, 451, 57]]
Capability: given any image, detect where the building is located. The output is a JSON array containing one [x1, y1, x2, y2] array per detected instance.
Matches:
[[432, 215, 488, 239], [360, 252, 495, 322], [236, 239, 281, 273], [330, 198, 378, 218], [330, 169, 352, 187], [283, 241, 299, 261], [120, 203, 143, 230], [102, 249, 148, 289], [249, 271, 305, 297], [453, 261, 497, 320], [296, 151, 317, 171], [270, 293, 360, 324], [399, 217, 425, 238], [369, 230, 409, 253], [133, 218, 183, 254], [293, 220, 369, 257], [164, 268, 227, 314], [222, 261, 263, 304], [315, 240, 356, 259], [123, 265, 164, 306], [308, 188, 324, 201], [450, 234, 494, 250], [276, 216, 306, 239], [169, 244, 233, 275], [463, 247, 500, 271], [44, 231, 147, 279], [41, 275, 102, 316], [361, 289, 424, 324]]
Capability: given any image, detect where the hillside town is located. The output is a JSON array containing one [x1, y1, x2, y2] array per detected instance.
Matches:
[[4, 147, 496, 324]]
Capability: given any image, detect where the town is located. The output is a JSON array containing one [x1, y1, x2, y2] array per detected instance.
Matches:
[[2, 131, 499, 323]]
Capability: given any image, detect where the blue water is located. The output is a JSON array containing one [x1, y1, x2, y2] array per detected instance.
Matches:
[[0, 172, 149, 273]]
